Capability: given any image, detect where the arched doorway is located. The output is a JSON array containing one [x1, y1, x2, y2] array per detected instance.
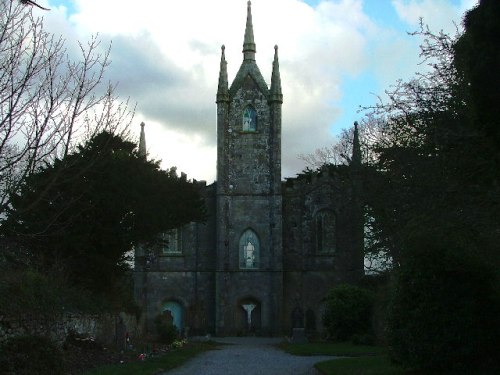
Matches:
[[162, 301, 184, 332], [305, 309, 316, 331]]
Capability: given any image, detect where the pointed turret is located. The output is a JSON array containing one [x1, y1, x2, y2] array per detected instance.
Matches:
[[270, 45, 283, 103], [352, 121, 361, 166], [139, 122, 147, 157], [216, 45, 229, 103], [243, 1, 256, 61]]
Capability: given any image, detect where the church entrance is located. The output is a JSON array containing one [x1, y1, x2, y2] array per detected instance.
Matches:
[[162, 301, 184, 333], [237, 298, 261, 334]]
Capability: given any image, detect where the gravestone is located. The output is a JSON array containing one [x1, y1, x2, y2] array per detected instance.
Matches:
[[291, 306, 307, 342], [116, 316, 127, 350]]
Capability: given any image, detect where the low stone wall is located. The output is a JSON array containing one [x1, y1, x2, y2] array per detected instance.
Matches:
[[0, 312, 141, 347]]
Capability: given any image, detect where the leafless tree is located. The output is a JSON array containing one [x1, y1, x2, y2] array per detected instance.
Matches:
[[298, 115, 384, 169], [0, 1, 134, 216]]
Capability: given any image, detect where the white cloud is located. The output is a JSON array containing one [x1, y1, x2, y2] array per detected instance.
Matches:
[[392, 0, 476, 34], [42, 0, 474, 182]]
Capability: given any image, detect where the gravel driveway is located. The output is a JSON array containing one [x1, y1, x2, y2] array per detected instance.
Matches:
[[161, 337, 337, 375]]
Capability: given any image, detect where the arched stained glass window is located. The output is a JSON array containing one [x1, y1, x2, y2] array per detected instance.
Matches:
[[239, 229, 259, 269], [242, 106, 257, 131], [315, 210, 336, 253]]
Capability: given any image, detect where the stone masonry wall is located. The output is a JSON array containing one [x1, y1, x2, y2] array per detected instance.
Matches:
[[0, 312, 140, 347]]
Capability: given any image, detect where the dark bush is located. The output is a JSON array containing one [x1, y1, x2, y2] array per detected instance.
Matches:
[[0, 335, 65, 375], [388, 234, 500, 372], [351, 333, 375, 346], [154, 313, 178, 344], [323, 284, 374, 341]]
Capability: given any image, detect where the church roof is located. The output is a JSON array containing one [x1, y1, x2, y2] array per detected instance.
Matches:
[[229, 61, 269, 97]]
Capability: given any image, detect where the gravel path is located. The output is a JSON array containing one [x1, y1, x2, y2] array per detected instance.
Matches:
[[162, 337, 337, 375]]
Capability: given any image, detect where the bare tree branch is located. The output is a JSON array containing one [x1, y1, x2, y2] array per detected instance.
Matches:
[[18, 0, 50, 11], [0, 1, 134, 217]]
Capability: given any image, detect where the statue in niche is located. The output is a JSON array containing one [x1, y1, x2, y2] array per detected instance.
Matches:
[[244, 241, 255, 267], [240, 229, 259, 269]]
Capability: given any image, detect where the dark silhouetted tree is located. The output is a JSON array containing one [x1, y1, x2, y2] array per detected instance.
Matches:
[[364, 2, 500, 371], [0, 1, 133, 218], [2, 132, 206, 297]]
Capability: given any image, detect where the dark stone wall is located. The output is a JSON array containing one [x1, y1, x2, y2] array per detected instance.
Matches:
[[281, 166, 365, 334], [134, 166, 364, 336], [134, 183, 217, 336]]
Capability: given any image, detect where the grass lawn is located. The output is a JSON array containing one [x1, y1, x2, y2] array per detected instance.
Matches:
[[315, 355, 406, 375], [83, 341, 217, 375], [282, 341, 499, 375], [280, 341, 408, 375], [279, 341, 386, 357]]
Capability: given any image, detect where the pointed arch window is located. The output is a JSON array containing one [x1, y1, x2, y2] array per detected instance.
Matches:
[[315, 210, 336, 253], [239, 229, 259, 269], [160, 229, 182, 255], [242, 106, 257, 132]]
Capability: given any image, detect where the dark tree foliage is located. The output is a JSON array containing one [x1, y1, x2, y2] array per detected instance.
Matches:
[[1, 132, 206, 296], [323, 284, 373, 342], [388, 227, 499, 371], [454, 0, 500, 169], [364, 1, 500, 371], [0, 335, 65, 375]]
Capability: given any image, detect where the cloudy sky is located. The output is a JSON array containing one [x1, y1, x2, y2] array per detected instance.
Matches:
[[37, 0, 476, 182]]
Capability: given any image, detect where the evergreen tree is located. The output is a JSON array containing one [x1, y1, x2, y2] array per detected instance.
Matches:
[[2, 131, 206, 297], [365, 1, 500, 371]]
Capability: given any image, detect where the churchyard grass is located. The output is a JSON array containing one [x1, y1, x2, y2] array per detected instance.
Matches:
[[280, 341, 407, 375], [279, 341, 385, 356], [315, 355, 406, 375], [83, 341, 217, 375]]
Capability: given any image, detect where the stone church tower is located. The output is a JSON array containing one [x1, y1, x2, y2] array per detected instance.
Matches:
[[215, 1, 284, 335], [134, 0, 364, 339]]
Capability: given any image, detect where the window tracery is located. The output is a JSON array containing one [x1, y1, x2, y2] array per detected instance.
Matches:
[[160, 229, 182, 255], [242, 106, 257, 131]]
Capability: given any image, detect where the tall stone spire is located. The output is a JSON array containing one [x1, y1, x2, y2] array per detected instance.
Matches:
[[352, 121, 361, 166], [216, 45, 229, 103], [270, 45, 283, 103], [243, 1, 256, 61], [139, 121, 147, 157]]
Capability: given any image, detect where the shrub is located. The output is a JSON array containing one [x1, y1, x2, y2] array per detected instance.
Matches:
[[323, 284, 374, 341], [154, 314, 178, 344], [387, 234, 500, 372], [0, 335, 65, 375]]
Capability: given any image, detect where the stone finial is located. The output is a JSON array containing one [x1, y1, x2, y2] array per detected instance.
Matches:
[[352, 121, 361, 166], [243, 0, 256, 60], [217, 45, 229, 103], [139, 121, 147, 157], [270, 45, 283, 103]]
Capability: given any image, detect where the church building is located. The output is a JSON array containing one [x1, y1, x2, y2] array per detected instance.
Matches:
[[134, 1, 364, 337]]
